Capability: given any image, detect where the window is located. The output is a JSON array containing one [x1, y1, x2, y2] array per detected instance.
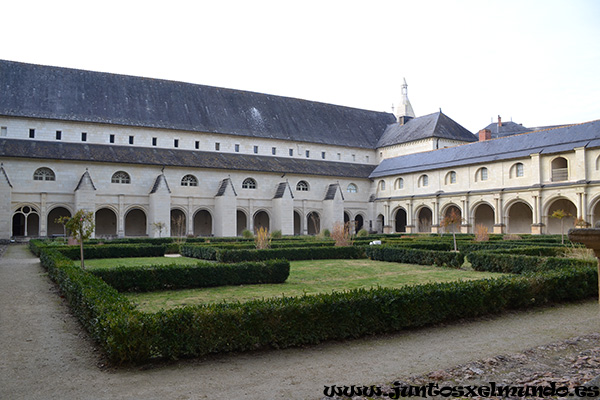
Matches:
[[242, 178, 256, 189], [379, 180, 386, 191], [129, 135, 134, 145], [111, 171, 131, 184], [181, 174, 198, 187], [29, 129, 35, 138], [33, 167, 55, 181], [366, 155, 370, 163], [289, 149, 293, 156], [551, 157, 568, 182], [296, 180, 309, 191], [347, 183, 358, 193], [152, 137, 157, 146], [81, 132, 87, 142], [235, 144, 240, 152], [215, 142, 220, 151], [109, 134, 115, 144], [195, 141, 199, 150], [511, 162, 524, 178], [174, 139, 179, 148], [55, 130, 61, 140], [0, 127, 6, 137], [272, 147, 276, 155], [321, 151, 326, 159], [305, 150, 310, 158], [253, 145, 258, 154], [352, 154, 356, 162], [337, 153, 341, 160], [445, 171, 457, 185], [476, 167, 488, 181], [419, 174, 429, 187], [395, 177, 404, 190]]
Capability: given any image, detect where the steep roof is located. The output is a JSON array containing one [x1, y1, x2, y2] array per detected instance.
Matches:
[[376, 112, 476, 148], [481, 120, 533, 138], [0, 60, 396, 149], [370, 119, 600, 178], [0, 138, 376, 179]]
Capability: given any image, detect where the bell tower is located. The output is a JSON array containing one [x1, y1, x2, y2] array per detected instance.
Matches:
[[395, 78, 415, 124]]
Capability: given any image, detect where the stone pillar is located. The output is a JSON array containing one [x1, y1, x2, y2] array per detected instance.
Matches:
[[272, 182, 294, 236], [493, 195, 504, 234], [40, 193, 48, 237], [187, 197, 194, 236], [148, 174, 171, 238], [214, 178, 237, 237], [74, 170, 97, 238], [322, 184, 344, 232], [117, 195, 125, 238], [0, 165, 12, 240]]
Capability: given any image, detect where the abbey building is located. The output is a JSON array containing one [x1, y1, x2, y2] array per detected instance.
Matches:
[[0, 60, 598, 240]]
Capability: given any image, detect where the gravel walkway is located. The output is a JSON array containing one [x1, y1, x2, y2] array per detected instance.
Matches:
[[1, 244, 599, 400]]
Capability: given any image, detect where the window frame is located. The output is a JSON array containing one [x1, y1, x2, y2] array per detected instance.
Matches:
[[33, 167, 56, 181], [181, 174, 198, 187], [296, 180, 309, 191], [111, 171, 131, 184], [242, 177, 257, 189]]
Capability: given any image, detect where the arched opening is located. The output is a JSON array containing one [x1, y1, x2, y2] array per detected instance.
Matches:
[[47, 207, 71, 236], [441, 205, 462, 234], [376, 214, 385, 233], [254, 210, 270, 233], [394, 208, 407, 233], [95, 208, 117, 237], [194, 210, 212, 236], [170, 209, 186, 237], [551, 157, 568, 182], [343, 211, 352, 231], [293, 210, 302, 235], [354, 214, 364, 233], [307, 211, 320, 235], [236, 210, 247, 236], [125, 208, 147, 237], [12, 206, 40, 237], [593, 201, 600, 228], [473, 203, 494, 233], [417, 207, 432, 233], [546, 198, 577, 234], [507, 202, 532, 234]]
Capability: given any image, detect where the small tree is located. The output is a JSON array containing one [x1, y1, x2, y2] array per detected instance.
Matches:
[[331, 222, 354, 246], [152, 221, 167, 238], [551, 209, 572, 244], [474, 224, 490, 242], [65, 210, 95, 269], [54, 215, 71, 243], [441, 208, 462, 252]]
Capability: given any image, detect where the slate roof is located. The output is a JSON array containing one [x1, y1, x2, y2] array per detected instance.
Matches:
[[150, 174, 171, 194], [370, 119, 600, 178], [324, 183, 344, 200], [0, 60, 396, 149], [376, 112, 476, 148], [0, 139, 376, 179], [74, 170, 96, 191], [481, 120, 533, 138], [273, 182, 294, 199]]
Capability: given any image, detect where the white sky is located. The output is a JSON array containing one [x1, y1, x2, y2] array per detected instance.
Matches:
[[2, 0, 599, 133]]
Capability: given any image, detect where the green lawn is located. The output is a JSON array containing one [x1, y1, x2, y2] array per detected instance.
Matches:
[[85, 256, 200, 270], [124, 259, 507, 312]]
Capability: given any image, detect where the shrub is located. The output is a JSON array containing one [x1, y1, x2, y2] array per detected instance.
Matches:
[[474, 224, 490, 242], [467, 251, 595, 274], [242, 229, 254, 239], [503, 234, 522, 240], [54, 244, 167, 260], [90, 259, 290, 292], [255, 226, 271, 249], [215, 246, 366, 263], [356, 229, 368, 238], [271, 230, 282, 239], [331, 222, 354, 247], [322, 229, 331, 238], [366, 246, 464, 268]]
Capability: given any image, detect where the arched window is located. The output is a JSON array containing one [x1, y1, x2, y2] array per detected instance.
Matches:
[[395, 177, 404, 190], [511, 162, 524, 178], [476, 167, 488, 182], [551, 157, 568, 182], [296, 180, 309, 191], [181, 174, 198, 187], [111, 171, 130, 184], [445, 171, 457, 185], [379, 180, 386, 191], [33, 167, 55, 181], [242, 178, 256, 189], [419, 174, 429, 187], [347, 183, 358, 193]]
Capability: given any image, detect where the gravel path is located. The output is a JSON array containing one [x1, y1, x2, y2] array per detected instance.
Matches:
[[1, 244, 599, 400]]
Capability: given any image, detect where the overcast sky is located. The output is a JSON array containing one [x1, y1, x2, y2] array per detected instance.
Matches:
[[2, 0, 599, 133]]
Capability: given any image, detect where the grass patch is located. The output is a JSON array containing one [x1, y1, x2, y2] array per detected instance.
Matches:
[[85, 256, 200, 270], [126, 259, 507, 312]]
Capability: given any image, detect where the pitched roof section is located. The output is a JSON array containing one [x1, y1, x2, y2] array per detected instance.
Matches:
[[150, 174, 171, 194], [0, 164, 12, 188], [273, 182, 294, 199], [215, 178, 237, 197], [370, 119, 600, 178], [74, 170, 96, 191], [481, 120, 533, 138], [0, 60, 396, 149], [377, 112, 476, 148], [0, 139, 376, 179], [324, 183, 344, 201]]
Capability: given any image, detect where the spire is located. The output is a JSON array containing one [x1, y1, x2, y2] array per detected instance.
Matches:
[[395, 78, 415, 124]]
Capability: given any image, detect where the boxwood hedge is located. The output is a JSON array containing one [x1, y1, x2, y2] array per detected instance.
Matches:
[[181, 245, 366, 262], [366, 246, 465, 268], [90, 260, 290, 292]]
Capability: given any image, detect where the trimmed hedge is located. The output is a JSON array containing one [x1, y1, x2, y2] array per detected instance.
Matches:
[[90, 260, 290, 292], [55, 244, 168, 260], [366, 246, 465, 268], [468, 251, 595, 274], [181, 245, 366, 262]]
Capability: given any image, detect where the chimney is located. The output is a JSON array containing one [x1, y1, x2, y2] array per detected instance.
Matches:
[[478, 129, 491, 141], [497, 115, 502, 128]]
